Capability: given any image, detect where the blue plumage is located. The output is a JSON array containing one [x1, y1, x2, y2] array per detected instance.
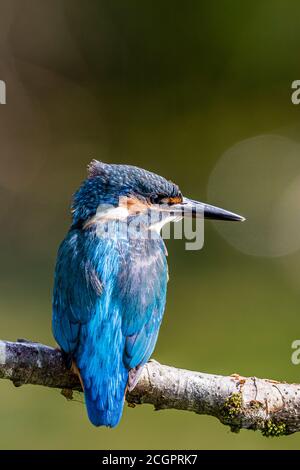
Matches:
[[52, 160, 244, 427], [53, 227, 167, 426], [53, 162, 170, 427]]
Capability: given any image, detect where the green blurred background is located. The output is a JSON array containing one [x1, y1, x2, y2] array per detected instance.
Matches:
[[1, 0, 300, 449]]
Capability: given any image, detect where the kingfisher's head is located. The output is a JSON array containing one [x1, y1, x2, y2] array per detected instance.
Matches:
[[72, 160, 244, 231]]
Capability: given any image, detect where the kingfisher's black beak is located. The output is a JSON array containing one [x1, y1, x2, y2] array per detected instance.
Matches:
[[169, 197, 245, 222]]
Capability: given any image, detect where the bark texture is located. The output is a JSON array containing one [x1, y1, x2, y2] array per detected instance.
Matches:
[[0, 339, 299, 436]]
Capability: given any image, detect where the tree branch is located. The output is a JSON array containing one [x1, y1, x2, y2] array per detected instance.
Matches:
[[0, 339, 299, 436]]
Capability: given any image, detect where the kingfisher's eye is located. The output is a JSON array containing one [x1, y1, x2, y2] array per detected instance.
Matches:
[[149, 194, 165, 204]]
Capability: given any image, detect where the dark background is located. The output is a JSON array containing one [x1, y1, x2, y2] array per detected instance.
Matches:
[[1, 0, 300, 449]]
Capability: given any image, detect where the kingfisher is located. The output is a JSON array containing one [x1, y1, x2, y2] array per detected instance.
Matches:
[[52, 160, 244, 427]]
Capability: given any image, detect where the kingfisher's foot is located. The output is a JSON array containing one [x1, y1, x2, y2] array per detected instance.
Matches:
[[128, 365, 145, 392], [71, 360, 84, 391]]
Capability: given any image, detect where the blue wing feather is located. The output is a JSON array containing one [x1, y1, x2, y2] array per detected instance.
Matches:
[[52, 230, 101, 353]]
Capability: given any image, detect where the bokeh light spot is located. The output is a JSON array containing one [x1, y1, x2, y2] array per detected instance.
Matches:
[[207, 134, 300, 257]]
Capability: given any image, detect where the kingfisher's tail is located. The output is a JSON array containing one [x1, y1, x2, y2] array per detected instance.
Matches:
[[76, 320, 129, 427], [84, 387, 125, 427], [79, 364, 128, 428]]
